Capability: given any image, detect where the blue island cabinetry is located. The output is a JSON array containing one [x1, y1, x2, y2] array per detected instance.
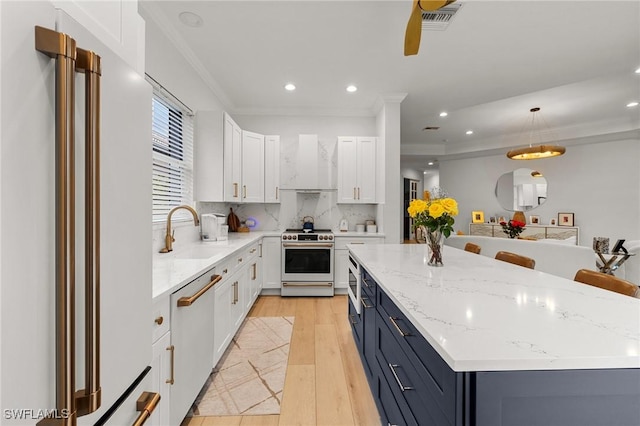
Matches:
[[350, 264, 640, 426]]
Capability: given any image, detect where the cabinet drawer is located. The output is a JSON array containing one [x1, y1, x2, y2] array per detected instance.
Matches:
[[361, 268, 376, 299], [377, 289, 461, 424], [152, 294, 170, 343], [335, 237, 382, 250], [374, 360, 418, 426], [246, 241, 260, 260], [348, 296, 363, 350], [217, 258, 233, 281], [376, 309, 451, 426]]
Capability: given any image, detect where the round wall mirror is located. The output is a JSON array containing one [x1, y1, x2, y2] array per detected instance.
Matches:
[[495, 168, 548, 212]]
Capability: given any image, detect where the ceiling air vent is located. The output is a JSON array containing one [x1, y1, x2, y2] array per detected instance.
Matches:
[[422, 3, 462, 31]]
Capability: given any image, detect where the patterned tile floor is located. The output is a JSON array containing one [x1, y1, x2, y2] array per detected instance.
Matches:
[[189, 316, 294, 417]]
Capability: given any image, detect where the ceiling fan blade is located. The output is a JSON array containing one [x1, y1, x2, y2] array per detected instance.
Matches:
[[404, 0, 457, 56], [404, 0, 423, 56]]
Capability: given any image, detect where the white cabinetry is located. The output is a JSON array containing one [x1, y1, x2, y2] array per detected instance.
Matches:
[[194, 110, 224, 201], [241, 130, 265, 203], [213, 273, 234, 366], [151, 331, 172, 426], [264, 135, 281, 203], [224, 112, 243, 202], [334, 236, 383, 290], [337, 136, 377, 203], [262, 236, 282, 290]]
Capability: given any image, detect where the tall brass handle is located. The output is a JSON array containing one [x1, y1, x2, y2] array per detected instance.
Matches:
[[75, 46, 103, 417], [132, 391, 161, 426], [233, 281, 239, 304], [36, 26, 79, 425], [243, 185, 247, 198], [276, 186, 279, 200], [357, 187, 360, 200], [282, 243, 334, 248], [166, 345, 175, 385], [353, 187, 357, 199], [252, 263, 257, 280], [233, 182, 238, 198], [177, 274, 222, 307], [389, 316, 411, 337]]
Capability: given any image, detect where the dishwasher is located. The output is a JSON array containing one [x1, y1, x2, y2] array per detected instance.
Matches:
[[170, 268, 221, 425]]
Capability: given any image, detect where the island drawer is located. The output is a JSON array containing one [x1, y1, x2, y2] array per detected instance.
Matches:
[[348, 296, 363, 349], [377, 288, 461, 424], [374, 361, 419, 426], [376, 309, 451, 426], [361, 268, 376, 299]]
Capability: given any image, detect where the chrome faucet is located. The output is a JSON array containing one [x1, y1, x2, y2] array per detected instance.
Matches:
[[160, 205, 200, 253]]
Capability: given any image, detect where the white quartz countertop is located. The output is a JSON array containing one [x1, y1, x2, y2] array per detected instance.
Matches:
[[334, 231, 385, 237], [348, 244, 640, 372], [152, 232, 265, 299]]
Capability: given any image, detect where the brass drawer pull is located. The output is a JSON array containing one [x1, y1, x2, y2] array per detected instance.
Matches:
[[154, 316, 163, 325], [349, 314, 358, 325], [233, 182, 238, 198], [132, 391, 161, 426], [250, 248, 257, 253], [389, 316, 410, 337], [166, 345, 175, 385], [388, 363, 414, 392], [361, 297, 373, 309], [177, 274, 222, 307]]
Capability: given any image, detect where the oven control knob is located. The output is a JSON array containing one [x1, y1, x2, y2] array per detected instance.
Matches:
[[329, 235, 333, 240], [320, 235, 325, 240], [293, 235, 297, 240]]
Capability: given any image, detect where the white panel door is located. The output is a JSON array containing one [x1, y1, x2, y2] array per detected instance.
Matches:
[[241, 130, 265, 203], [264, 135, 280, 203], [194, 110, 224, 201], [337, 136, 358, 203], [262, 237, 282, 290], [213, 277, 232, 366], [150, 331, 172, 426], [357, 137, 377, 203], [224, 113, 242, 202]]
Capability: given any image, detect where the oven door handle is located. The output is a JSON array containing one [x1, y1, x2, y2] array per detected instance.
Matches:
[[282, 282, 333, 287], [282, 243, 334, 248]]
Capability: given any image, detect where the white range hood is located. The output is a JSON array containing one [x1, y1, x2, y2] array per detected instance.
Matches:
[[296, 134, 319, 191]]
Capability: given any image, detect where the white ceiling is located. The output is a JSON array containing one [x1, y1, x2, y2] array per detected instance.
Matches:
[[141, 0, 640, 171]]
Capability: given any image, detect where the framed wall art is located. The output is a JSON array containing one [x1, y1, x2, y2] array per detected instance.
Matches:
[[529, 215, 540, 224], [472, 211, 485, 223], [549, 218, 557, 226], [558, 212, 574, 227]]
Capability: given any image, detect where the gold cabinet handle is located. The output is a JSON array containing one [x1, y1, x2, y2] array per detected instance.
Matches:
[[132, 391, 161, 426], [389, 316, 411, 337], [357, 187, 360, 200], [349, 314, 358, 325], [223, 268, 228, 274], [233, 182, 238, 198], [243, 185, 247, 198], [361, 296, 373, 309], [238, 257, 243, 263], [154, 316, 163, 325], [252, 263, 257, 280], [353, 187, 356, 199], [166, 345, 174, 385], [232, 281, 239, 304], [250, 248, 257, 254], [276, 186, 279, 200], [177, 274, 222, 307]]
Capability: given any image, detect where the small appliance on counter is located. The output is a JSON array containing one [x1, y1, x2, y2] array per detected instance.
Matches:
[[339, 218, 349, 232], [201, 213, 226, 241]]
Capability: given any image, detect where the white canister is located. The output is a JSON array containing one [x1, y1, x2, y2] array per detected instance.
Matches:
[[356, 224, 365, 233], [366, 224, 377, 233]]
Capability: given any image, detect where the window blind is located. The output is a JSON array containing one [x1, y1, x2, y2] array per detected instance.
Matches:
[[150, 85, 194, 223]]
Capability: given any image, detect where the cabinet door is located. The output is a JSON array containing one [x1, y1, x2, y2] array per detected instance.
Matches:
[[224, 113, 242, 202], [241, 130, 265, 203], [230, 275, 245, 335], [262, 237, 282, 289], [264, 135, 280, 203], [194, 111, 224, 201], [151, 332, 172, 426], [337, 137, 358, 203], [335, 249, 349, 289], [213, 278, 232, 366], [356, 137, 376, 203]]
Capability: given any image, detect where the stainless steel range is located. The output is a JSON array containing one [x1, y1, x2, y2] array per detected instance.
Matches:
[[281, 229, 334, 296]]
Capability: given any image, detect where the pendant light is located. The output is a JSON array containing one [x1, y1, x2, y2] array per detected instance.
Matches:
[[506, 107, 566, 160]]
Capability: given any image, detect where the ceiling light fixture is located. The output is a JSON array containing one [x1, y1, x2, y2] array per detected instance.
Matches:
[[465, 130, 473, 135], [346, 85, 358, 93], [284, 83, 296, 91], [627, 101, 639, 107], [506, 107, 566, 160], [439, 112, 448, 117], [178, 11, 203, 27], [635, 67, 640, 74]]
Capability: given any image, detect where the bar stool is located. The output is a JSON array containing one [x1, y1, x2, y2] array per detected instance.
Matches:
[[574, 269, 639, 298], [495, 251, 536, 269], [464, 242, 481, 254]]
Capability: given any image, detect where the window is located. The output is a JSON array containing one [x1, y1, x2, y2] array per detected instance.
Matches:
[[150, 84, 194, 223]]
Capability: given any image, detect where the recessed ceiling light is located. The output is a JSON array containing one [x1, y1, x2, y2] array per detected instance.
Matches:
[[466, 130, 473, 135], [627, 101, 639, 107], [178, 11, 203, 27], [428, 162, 434, 166], [439, 112, 448, 117], [635, 67, 640, 74], [284, 83, 296, 91], [423, 171, 427, 174], [346, 85, 358, 93]]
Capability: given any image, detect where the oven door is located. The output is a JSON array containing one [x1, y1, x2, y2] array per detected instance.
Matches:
[[282, 242, 334, 282], [348, 254, 361, 314]]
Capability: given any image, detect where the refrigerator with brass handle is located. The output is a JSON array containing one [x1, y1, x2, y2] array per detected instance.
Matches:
[[1, 2, 154, 425]]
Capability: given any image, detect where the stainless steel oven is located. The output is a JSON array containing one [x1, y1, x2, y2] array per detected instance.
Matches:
[[281, 229, 334, 296], [348, 254, 361, 313]]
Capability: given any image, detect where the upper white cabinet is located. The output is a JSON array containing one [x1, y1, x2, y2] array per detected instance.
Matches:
[[264, 135, 281, 203], [194, 110, 224, 202], [241, 130, 265, 203], [54, 0, 145, 73], [337, 136, 377, 203], [224, 113, 243, 202]]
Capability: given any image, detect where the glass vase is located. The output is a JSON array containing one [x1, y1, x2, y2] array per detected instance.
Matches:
[[423, 227, 444, 267]]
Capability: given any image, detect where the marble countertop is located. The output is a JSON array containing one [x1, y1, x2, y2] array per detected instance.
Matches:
[[152, 232, 264, 299], [334, 231, 385, 237], [348, 243, 640, 372]]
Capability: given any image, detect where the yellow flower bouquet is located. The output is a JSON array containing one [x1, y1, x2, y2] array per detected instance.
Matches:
[[407, 188, 458, 266]]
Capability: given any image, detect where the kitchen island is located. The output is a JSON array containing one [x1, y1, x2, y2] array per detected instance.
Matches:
[[347, 243, 640, 426]]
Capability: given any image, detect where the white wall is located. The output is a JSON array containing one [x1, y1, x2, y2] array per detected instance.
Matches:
[[439, 137, 640, 247], [423, 171, 439, 195]]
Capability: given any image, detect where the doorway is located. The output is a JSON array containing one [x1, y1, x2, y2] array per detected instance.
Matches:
[[403, 178, 419, 242]]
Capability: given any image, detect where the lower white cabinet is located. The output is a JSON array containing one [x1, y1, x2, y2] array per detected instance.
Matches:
[[335, 236, 383, 289], [151, 331, 172, 426], [262, 236, 281, 289], [213, 274, 235, 366]]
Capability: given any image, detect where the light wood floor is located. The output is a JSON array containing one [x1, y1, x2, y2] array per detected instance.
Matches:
[[181, 295, 381, 426]]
